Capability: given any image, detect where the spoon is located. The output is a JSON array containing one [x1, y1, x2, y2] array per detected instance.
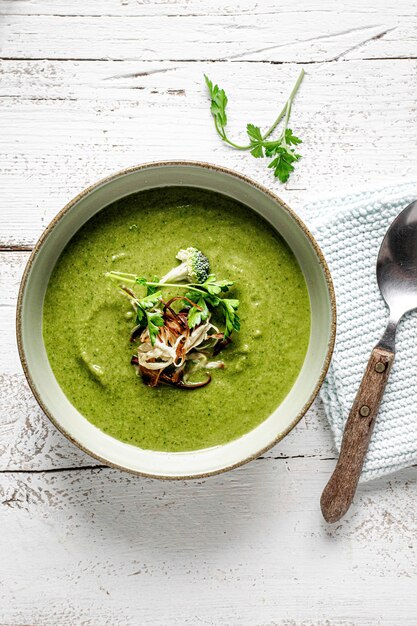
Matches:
[[321, 199, 417, 523]]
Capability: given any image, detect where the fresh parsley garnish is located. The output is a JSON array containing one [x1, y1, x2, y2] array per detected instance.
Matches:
[[107, 270, 240, 341], [204, 69, 304, 183]]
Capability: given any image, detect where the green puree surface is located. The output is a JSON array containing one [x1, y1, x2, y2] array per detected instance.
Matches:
[[43, 188, 311, 452]]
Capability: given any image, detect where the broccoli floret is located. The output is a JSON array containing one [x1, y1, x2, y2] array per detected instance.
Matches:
[[160, 247, 210, 284]]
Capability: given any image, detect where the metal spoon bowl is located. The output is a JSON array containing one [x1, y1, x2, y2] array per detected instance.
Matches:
[[378, 200, 417, 350]]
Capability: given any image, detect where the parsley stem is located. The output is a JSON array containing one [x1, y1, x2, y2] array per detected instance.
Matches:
[[106, 272, 209, 295], [262, 68, 304, 140], [215, 119, 248, 150], [144, 281, 208, 295], [222, 137, 250, 151], [106, 271, 137, 284], [284, 99, 292, 128], [214, 118, 225, 140]]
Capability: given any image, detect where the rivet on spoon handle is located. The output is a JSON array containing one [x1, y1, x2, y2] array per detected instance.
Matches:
[[320, 345, 394, 523]]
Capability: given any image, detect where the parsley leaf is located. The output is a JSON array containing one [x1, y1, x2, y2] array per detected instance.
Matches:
[[246, 123, 263, 142], [134, 291, 163, 345], [187, 296, 210, 329], [285, 128, 302, 146], [201, 275, 233, 296], [204, 75, 228, 136], [221, 299, 241, 338], [145, 310, 164, 345], [267, 146, 301, 183], [247, 124, 264, 158]]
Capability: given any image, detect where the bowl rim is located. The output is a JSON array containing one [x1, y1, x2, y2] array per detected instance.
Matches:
[[16, 160, 336, 479]]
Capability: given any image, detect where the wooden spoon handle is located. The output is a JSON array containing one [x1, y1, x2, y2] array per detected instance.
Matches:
[[320, 345, 394, 523]]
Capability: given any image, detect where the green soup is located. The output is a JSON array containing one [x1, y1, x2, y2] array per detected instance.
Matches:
[[43, 188, 310, 451]]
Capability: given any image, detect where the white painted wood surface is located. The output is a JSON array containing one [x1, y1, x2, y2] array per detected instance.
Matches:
[[1, 1, 417, 624]]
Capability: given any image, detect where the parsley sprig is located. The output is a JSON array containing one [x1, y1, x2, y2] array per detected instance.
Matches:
[[204, 69, 304, 182], [108, 272, 240, 340]]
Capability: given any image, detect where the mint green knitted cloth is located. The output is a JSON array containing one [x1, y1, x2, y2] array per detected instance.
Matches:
[[304, 183, 417, 481]]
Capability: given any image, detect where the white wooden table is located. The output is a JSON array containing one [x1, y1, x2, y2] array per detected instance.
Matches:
[[2, 2, 417, 624]]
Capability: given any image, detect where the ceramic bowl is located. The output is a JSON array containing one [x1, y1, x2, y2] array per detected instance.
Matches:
[[17, 161, 336, 479]]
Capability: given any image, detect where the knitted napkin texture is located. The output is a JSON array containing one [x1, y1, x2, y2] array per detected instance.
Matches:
[[305, 183, 417, 482]]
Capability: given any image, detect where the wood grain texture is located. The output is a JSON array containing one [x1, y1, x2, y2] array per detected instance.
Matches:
[[2, 0, 417, 623], [0, 4, 414, 62], [321, 346, 395, 523], [2, 0, 416, 18]]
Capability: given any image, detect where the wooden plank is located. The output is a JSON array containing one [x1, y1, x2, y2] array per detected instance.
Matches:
[[0, 459, 416, 625], [0, 251, 335, 471], [2, 0, 416, 18], [1, 59, 417, 247], [0, 9, 414, 62]]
